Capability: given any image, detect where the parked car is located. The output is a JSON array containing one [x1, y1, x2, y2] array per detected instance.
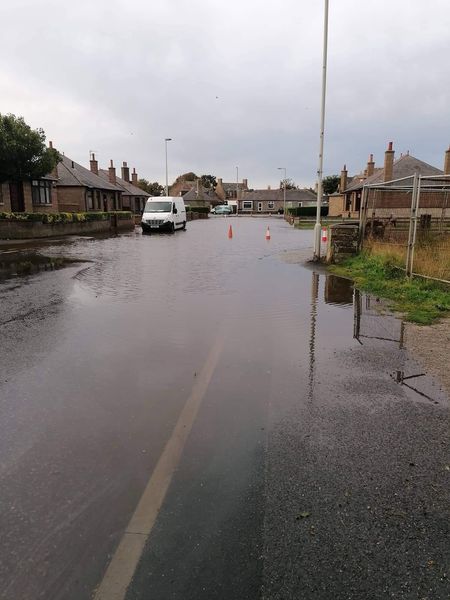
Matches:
[[211, 205, 233, 215]]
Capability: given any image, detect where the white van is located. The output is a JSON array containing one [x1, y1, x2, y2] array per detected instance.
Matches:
[[141, 197, 187, 233]]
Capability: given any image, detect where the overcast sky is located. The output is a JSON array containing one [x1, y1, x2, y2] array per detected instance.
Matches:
[[0, 0, 449, 188]]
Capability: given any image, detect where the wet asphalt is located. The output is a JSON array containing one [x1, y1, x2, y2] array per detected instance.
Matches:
[[0, 217, 448, 600]]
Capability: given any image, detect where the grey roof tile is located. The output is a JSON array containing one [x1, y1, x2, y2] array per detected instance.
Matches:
[[57, 155, 121, 191]]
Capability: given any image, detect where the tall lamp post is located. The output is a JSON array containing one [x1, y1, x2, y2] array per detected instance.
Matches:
[[165, 138, 172, 196], [236, 166, 239, 214], [313, 0, 329, 260], [278, 167, 286, 216]]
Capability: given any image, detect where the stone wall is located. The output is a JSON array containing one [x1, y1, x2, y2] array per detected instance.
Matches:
[[0, 217, 134, 240], [326, 223, 359, 263]]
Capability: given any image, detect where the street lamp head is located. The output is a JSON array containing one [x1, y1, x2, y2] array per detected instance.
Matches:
[[165, 138, 172, 142]]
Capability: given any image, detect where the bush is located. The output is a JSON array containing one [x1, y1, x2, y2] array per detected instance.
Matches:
[[0, 211, 132, 223]]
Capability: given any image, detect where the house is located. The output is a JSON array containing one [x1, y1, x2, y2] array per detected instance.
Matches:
[[181, 183, 221, 208], [97, 160, 149, 214], [239, 187, 317, 213], [0, 140, 59, 213], [56, 154, 123, 213], [0, 175, 58, 214], [215, 178, 249, 203], [329, 143, 447, 218]]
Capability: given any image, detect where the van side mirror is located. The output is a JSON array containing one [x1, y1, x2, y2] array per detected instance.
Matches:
[[173, 207, 178, 214]]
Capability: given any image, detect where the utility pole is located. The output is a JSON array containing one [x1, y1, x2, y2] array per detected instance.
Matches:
[[278, 167, 287, 216], [313, 0, 329, 260]]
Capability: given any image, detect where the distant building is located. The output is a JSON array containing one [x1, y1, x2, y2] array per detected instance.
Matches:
[[239, 187, 317, 213]]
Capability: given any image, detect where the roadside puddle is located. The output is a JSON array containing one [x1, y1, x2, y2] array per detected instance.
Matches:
[[0, 251, 88, 280]]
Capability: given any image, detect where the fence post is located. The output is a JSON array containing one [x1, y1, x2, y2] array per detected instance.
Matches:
[[358, 186, 369, 251], [409, 175, 422, 278], [405, 172, 419, 277]]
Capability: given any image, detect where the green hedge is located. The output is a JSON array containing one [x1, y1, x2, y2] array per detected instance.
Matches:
[[287, 206, 329, 217], [0, 211, 132, 224], [185, 206, 210, 214]]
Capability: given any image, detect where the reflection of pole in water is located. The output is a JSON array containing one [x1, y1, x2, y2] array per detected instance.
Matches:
[[308, 272, 319, 401], [353, 288, 362, 344]]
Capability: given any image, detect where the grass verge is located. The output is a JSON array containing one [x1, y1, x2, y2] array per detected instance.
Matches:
[[329, 253, 450, 325]]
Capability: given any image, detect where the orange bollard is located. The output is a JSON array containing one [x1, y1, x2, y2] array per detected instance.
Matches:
[[265, 226, 271, 240], [228, 224, 233, 239]]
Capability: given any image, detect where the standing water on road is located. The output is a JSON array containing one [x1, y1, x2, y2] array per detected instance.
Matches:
[[0, 218, 448, 600]]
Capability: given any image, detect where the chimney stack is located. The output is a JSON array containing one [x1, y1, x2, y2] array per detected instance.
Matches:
[[444, 146, 450, 175], [340, 164, 348, 193], [367, 153, 375, 177], [242, 178, 248, 188], [384, 141, 395, 182], [121, 161, 130, 182], [131, 168, 138, 185], [90, 152, 99, 175], [108, 159, 116, 184]]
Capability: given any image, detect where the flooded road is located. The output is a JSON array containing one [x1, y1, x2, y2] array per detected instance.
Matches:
[[0, 218, 448, 600]]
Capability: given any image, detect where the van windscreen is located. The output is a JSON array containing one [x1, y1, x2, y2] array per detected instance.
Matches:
[[144, 201, 172, 213]]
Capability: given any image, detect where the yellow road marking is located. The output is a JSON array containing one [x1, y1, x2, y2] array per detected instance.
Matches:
[[93, 333, 224, 600]]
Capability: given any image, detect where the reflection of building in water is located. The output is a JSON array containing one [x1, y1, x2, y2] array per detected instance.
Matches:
[[353, 289, 404, 348], [324, 274, 353, 306]]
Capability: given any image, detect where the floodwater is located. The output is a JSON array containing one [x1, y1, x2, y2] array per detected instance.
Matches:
[[0, 218, 448, 600]]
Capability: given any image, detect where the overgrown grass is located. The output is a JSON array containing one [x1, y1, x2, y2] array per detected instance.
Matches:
[[367, 235, 450, 282], [330, 253, 450, 325]]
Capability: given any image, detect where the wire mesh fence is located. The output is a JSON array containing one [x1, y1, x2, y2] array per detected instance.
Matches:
[[359, 174, 450, 283]]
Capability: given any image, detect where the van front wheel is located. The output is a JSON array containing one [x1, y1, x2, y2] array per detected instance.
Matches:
[[170, 223, 175, 233], [182, 221, 186, 230]]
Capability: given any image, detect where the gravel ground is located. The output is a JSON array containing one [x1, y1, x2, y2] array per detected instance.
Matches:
[[405, 319, 450, 395]]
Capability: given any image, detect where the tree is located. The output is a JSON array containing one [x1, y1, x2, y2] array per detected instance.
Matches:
[[0, 114, 60, 183], [280, 178, 297, 190], [200, 174, 217, 190], [137, 178, 164, 196], [322, 175, 340, 195]]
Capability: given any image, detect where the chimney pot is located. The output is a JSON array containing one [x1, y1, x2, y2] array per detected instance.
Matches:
[[49, 141, 53, 149], [340, 164, 348, 192], [131, 168, 138, 185], [121, 161, 130, 183], [367, 153, 375, 177], [444, 146, 450, 175], [89, 153, 99, 175], [108, 160, 117, 184], [384, 142, 395, 182]]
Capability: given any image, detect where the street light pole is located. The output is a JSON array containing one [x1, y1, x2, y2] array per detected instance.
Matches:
[[236, 166, 239, 214], [165, 138, 172, 196], [313, 0, 329, 260], [278, 167, 286, 216]]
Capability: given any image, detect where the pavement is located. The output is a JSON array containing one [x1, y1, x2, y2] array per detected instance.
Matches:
[[0, 218, 448, 600]]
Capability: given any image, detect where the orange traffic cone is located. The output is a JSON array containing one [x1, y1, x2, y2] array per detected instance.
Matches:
[[228, 224, 233, 239], [265, 226, 271, 240]]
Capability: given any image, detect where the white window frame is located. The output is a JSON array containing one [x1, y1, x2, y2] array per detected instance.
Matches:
[[257, 202, 263, 212], [268, 201, 275, 210], [242, 200, 253, 210]]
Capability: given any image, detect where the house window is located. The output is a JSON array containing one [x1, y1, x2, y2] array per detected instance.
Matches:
[[258, 202, 263, 212], [87, 191, 94, 210], [242, 201, 253, 210], [32, 180, 52, 205], [268, 201, 274, 209], [96, 191, 101, 209], [298, 202, 303, 207]]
